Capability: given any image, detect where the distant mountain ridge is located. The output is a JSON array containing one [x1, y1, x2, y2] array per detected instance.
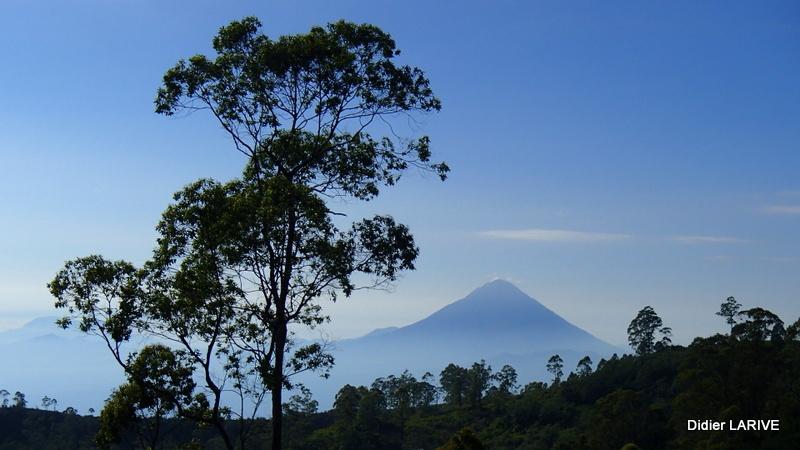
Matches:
[[1, 280, 620, 412], [356, 279, 611, 346], [299, 280, 619, 407]]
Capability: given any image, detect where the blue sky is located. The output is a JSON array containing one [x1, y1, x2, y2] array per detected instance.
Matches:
[[1, 0, 798, 346]]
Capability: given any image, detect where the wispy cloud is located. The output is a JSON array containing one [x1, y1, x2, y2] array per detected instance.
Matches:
[[478, 228, 631, 243], [762, 205, 800, 215], [671, 235, 749, 244], [707, 255, 734, 262], [763, 256, 800, 263]]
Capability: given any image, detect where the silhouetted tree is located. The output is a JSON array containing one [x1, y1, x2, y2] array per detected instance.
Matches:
[[654, 326, 673, 351], [51, 16, 446, 450], [414, 372, 440, 408], [283, 385, 318, 416], [732, 307, 785, 341], [627, 306, 671, 355], [716, 296, 741, 332], [546, 354, 564, 384], [12, 391, 26, 408], [787, 317, 800, 340], [354, 388, 387, 449], [494, 364, 519, 394], [96, 345, 195, 450], [282, 384, 318, 446], [332, 384, 360, 437], [372, 371, 422, 447], [0, 389, 9, 408], [465, 361, 492, 408], [41, 396, 57, 411], [440, 364, 468, 407], [330, 384, 388, 449], [576, 356, 593, 376]]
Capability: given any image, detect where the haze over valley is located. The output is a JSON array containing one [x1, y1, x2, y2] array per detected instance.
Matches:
[[1, 280, 617, 412]]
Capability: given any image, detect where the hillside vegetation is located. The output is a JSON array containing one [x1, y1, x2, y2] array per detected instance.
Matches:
[[2, 304, 798, 450]]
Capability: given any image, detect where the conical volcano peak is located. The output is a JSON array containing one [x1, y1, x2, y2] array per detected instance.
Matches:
[[472, 279, 525, 295], [353, 278, 615, 357], [320, 278, 618, 410], [463, 279, 538, 307], [407, 279, 556, 331]]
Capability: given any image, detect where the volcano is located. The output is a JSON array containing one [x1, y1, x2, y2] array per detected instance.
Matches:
[[301, 279, 619, 407]]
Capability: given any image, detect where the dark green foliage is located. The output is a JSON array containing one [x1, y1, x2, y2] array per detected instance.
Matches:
[[576, 356, 593, 377], [439, 364, 469, 407], [494, 365, 519, 395], [50, 15, 446, 450], [2, 325, 799, 449], [732, 307, 785, 342], [465, 361, 492, 409], [0, 390, 9, 408], [325, 385, 388, 449], [787, 317, 800, 340], [0, 408, 98, 450], [546, 354, 564, 384], [717, 296, 742, 332], [95, 345, 198, 450], [12, 391, 26, 408], [297, 320, 798, 450], [437, 427, 485, 450], [627, 306, 672, 355]]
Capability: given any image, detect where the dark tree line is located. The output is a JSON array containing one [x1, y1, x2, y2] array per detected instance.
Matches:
[[2, 297, 799, 449]]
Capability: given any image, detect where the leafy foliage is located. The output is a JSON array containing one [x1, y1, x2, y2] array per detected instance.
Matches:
[[2, 305, 799, 449], [546, 355, 564, 384], [49, 16, 446, 450], [627, 306, 672, 355], [717, 296, 742, 331]]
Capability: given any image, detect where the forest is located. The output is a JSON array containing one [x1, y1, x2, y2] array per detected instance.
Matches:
[[2, 301, 798, 450]]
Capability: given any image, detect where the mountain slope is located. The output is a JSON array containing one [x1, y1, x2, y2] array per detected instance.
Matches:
[[359, 279, 612, 351], [300, 280, 619, 407], [1, 280, 620, 412]]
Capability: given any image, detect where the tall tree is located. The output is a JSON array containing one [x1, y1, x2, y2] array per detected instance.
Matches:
[[546, 354, 564, 384], [50, 255, 244, 448], [12, 391, 26, 408], [154, 17, 446, 449], [576, 356, 593, 377], [465, 361, 492, 409], [52, 16, 446, 450], [41, 396, 56, 411], [283, 385, 318, 416], [732, 307, 785, 342], [372, 371, 416, 447], [494, 365, 519, 394], [627, 306, 671, 356], [95, 344, 195, 450], [440, 364, 468, 407], [787, 317, 800, 341], [0, 389, 9, 408], [716, 296, 741, 333]]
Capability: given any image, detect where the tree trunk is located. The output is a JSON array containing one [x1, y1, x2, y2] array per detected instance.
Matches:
[[271, 326, 286, 449], [272, 196, 296, 450]]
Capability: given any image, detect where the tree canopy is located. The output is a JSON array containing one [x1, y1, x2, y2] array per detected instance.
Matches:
[[50, 16, 446, 450], [627, 306, 672, 356]]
